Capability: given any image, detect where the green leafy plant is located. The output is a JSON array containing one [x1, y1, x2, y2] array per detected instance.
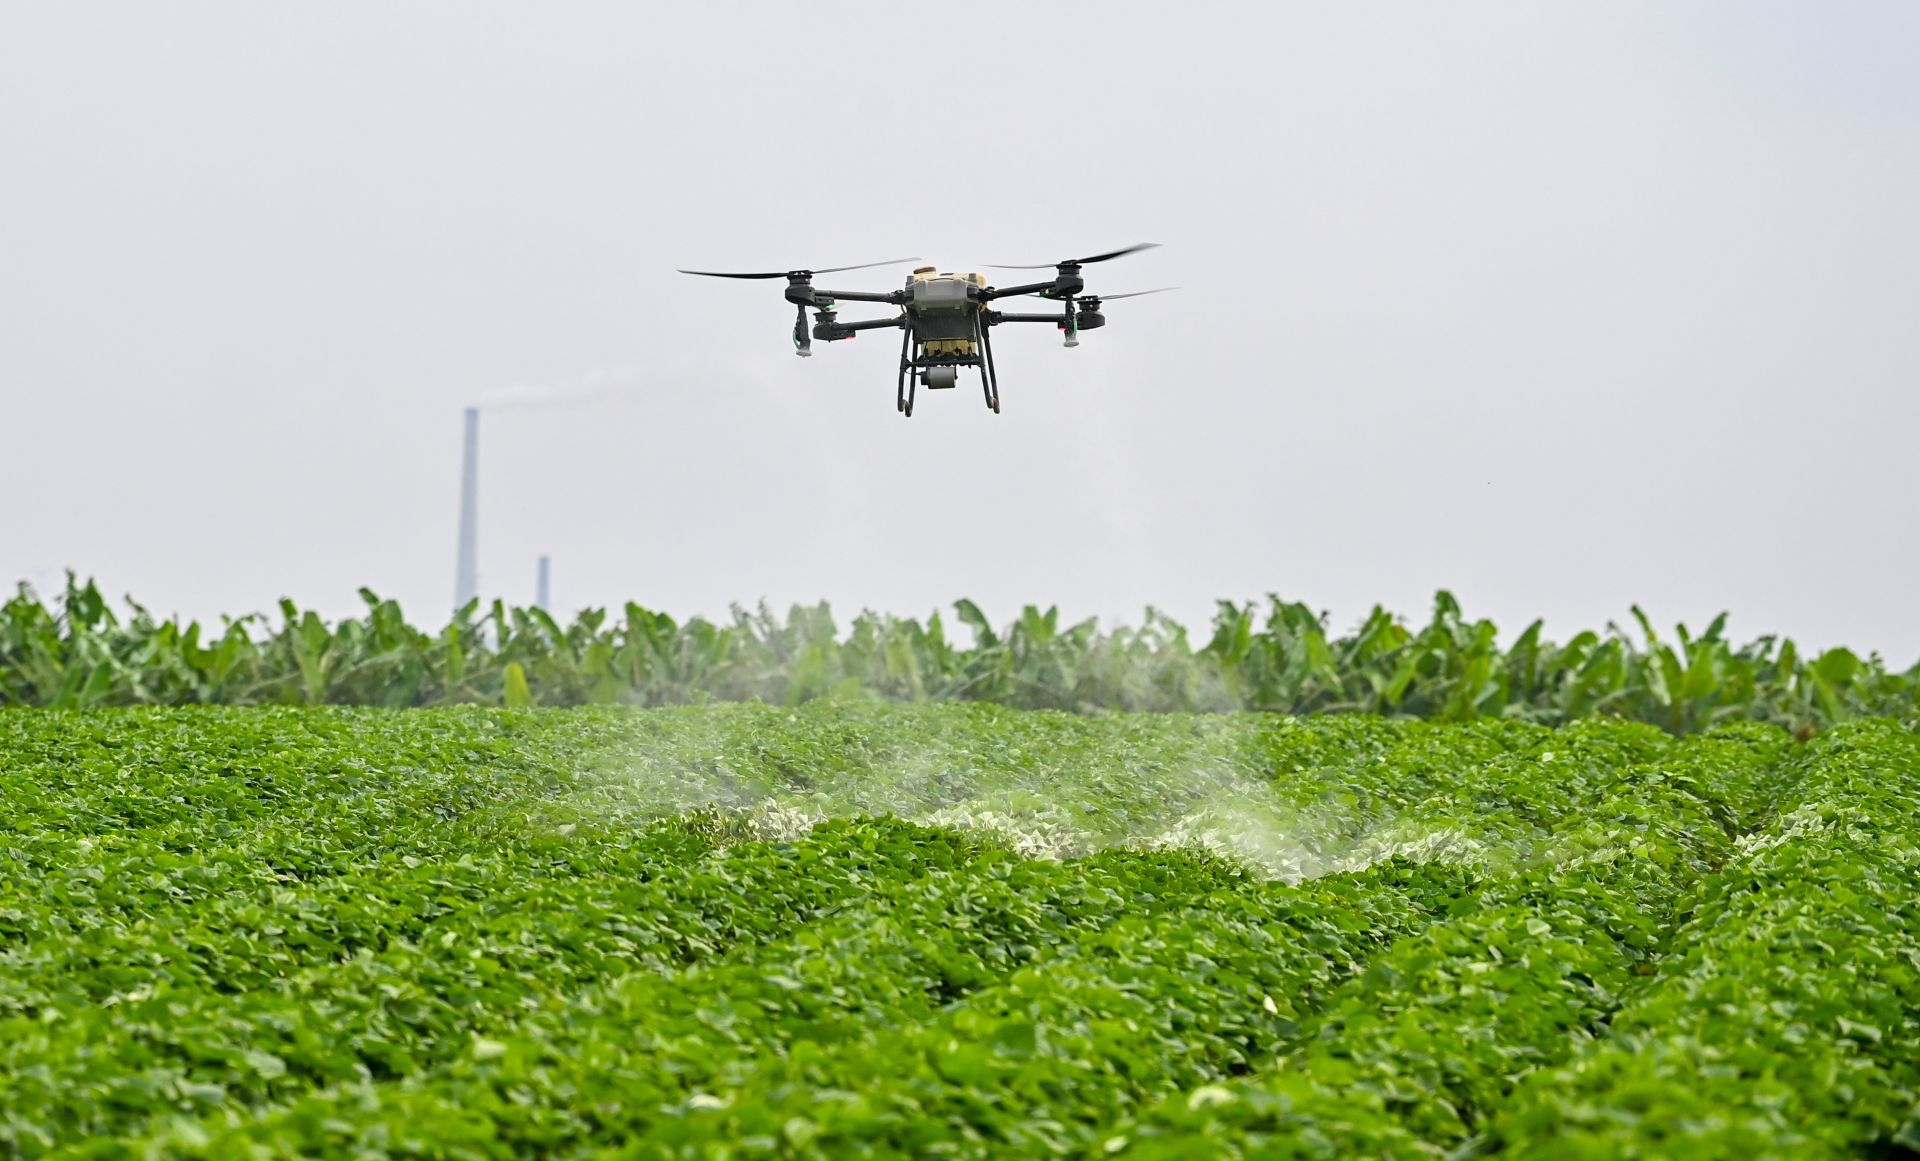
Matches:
[[5, 577, 1916, 732], [2, 705, 1910, 1156]]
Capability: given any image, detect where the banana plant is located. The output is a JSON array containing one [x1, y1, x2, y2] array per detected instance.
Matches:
[[2, 576, 1914, 732]]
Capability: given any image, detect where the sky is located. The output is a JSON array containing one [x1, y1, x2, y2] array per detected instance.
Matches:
[[2, 2, 1916, 662]]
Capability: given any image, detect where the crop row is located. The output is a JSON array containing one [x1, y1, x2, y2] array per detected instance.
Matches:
[[1107, 756, 1759, 1156], [6, 577, 1916, 732], [0, 705, 1848, 1157], [1108, 721, 1920, 1159], [1489, 720, 1920, 1158]]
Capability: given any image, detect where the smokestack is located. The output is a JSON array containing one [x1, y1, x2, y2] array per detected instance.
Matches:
[[454, 406, 479, 609], [536, 555, 551, 611]]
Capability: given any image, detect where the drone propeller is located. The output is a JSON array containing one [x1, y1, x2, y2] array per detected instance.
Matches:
[[985, 243, 1160, 271], [1085, 287, 1178, 301], [677, 257, 921, 279], [1025, 283, 1178, 302]]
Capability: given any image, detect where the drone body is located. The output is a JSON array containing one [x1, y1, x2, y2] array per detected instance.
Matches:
[[678, 246, 1169, 416]]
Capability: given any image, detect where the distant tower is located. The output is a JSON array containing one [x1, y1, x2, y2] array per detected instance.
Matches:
[[536, 555, 551, 611], [454, 406, 479, 609]]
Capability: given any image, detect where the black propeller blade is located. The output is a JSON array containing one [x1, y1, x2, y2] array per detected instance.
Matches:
[[1022, 284, 1177, 302], [985, 243, 1160, 271], [677, 257, 922, 279], [1086, 287, 1178, 301]]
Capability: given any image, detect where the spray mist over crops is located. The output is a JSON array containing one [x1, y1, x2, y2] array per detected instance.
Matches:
[[549, 704, 1488, 881]]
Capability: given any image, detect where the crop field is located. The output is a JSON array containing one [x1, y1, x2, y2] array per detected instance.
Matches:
[[3, 704, 1916, 1158]]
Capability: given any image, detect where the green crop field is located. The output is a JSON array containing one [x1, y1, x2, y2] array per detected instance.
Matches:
[[3, 704, 1916, 1158]]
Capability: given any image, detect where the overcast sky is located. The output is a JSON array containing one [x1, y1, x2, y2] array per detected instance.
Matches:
[[3, 2, 1916, 662]]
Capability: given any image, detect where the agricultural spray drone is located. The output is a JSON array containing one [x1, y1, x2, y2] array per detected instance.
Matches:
[[677, 244, 1170, 417]]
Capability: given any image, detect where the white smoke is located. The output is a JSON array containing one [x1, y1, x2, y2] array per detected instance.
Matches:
[[479, 365, 647, 412]]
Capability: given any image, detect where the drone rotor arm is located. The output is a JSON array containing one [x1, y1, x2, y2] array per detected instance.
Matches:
[[990, 311, 1073, 324], [814, 313, 907, 341], [808, 287, 909, 305], [978, 280, 1062, 301]]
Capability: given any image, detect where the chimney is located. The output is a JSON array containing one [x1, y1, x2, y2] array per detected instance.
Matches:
[[454, 406, 479, 609], [536, 555, 551, 611]]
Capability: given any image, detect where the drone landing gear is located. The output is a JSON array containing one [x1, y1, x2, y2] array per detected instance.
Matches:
[[977, 315, 1001, 414], [896, 325, 915, 417], [896, 338, 998, 418]]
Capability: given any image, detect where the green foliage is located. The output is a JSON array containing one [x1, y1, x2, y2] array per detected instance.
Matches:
[[2, 706, 1912, 1156], [5, 577, 1917, 733], [1486, 722, 1920, 1159]]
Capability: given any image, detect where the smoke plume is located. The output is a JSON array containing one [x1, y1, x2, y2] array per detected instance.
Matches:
[[479, 365, 647, 412]]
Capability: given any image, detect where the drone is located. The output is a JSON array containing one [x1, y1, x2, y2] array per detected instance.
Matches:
[[678, 244, 1170, 416]]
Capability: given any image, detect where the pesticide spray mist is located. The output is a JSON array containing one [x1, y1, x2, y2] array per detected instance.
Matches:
[[484, 364, 1479, 879], [544, 703, 1487, 882]]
